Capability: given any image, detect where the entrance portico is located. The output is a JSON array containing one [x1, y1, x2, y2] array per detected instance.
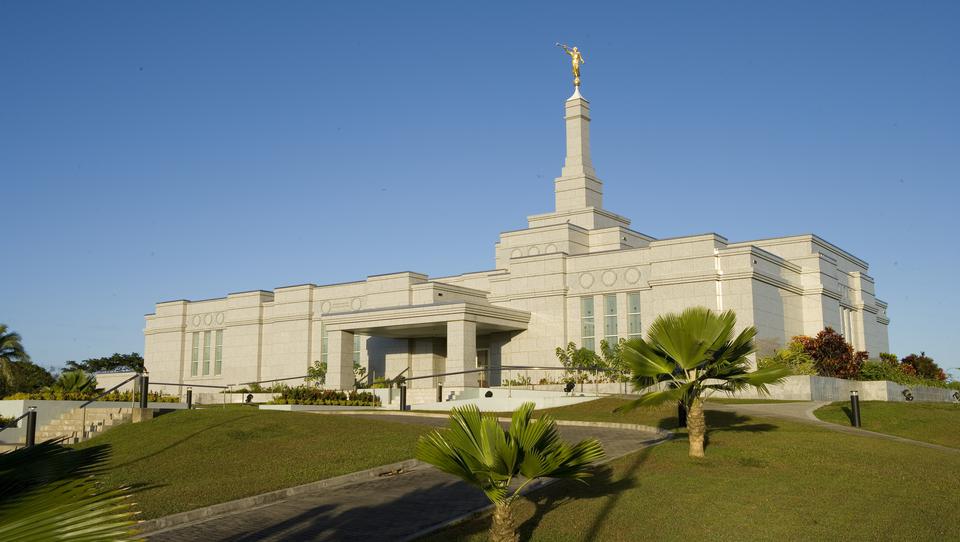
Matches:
[[322, 301, 530, 390]]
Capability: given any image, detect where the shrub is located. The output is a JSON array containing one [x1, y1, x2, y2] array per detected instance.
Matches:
[[758, 338, 817, 375], [900, 352, 945, 381], [268, 386, 380, 406], [800, 328, 867, 379], [2, 390, 180, 402]]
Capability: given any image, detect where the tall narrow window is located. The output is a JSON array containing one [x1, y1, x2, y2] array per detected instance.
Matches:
[[190, 332, 199, 376], [214, 330, 223, 376], [321, 325, 328, 364], [580, 297, 595, 351], [353, 334, 361, 364], [604, 294, 618, 346], [202, 330, 211, 376], [627, 293, 642, 339]]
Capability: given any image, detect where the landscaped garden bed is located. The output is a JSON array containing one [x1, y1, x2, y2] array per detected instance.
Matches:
[[268, 386, 381, 407]]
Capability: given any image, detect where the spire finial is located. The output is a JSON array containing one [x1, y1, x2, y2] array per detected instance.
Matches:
[[555, 43, 585, 89]]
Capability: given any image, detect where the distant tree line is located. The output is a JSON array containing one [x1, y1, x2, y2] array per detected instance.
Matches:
[[0, 322, 144, 397]]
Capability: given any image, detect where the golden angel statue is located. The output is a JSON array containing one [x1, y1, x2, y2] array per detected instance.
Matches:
[[556, 43, 585, 87]]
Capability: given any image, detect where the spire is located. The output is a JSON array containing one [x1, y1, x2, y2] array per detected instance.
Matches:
[[555, 91, 603, 212]]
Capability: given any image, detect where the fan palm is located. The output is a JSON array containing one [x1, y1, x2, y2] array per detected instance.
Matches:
[[0, 324, 30, 393], [416, 402, 605, 542], [618, 307, 789, 458], [0, 440, 141, 541], [52, 370, 99, 394]]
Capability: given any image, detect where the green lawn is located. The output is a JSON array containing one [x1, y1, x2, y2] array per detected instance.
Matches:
[[426, 399, 960, 541], [814, 401, 960, 449], [74, 407, 432, 519], [704, 397, 807, 404], [532, 397, 679, 429]]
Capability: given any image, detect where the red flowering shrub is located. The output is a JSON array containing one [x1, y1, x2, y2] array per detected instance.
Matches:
[[802, 328, 867, 379], [900, 352, 945, 381]]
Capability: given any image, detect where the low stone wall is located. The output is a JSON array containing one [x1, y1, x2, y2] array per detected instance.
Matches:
[[726, 376, 958, 403]]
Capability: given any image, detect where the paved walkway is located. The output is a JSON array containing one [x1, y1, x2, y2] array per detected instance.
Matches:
[[705, 401, 960, 454], [147, 415, 663, 542]]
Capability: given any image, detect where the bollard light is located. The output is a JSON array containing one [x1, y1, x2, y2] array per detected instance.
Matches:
[[437, 384, 443, 403], [850, 390, 861, 428], [186, 388, 193, 409], [25, 407, 38, 448], [399, 383, 407, 412], [138, 375, 150, 408]]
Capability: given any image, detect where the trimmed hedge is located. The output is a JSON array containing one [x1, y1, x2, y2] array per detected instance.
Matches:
[[269, 386, 380, 407]]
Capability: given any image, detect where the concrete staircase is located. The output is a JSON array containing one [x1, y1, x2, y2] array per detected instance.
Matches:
[[37, 407, 134, 444]]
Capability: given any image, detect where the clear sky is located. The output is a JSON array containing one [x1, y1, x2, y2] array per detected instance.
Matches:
[[2, 2, 958, 376]]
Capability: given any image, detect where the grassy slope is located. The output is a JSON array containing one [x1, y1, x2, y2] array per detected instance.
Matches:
[[815, 401, 960, 449], [427, 399, 960, 541], [74, 407, 431, 519]]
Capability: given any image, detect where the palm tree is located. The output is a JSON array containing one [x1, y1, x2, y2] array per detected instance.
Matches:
[[416, 402, 605, 542], [618, 307, 789, 458], [0, 324, 30, 393], [0, 440, 140, 540], [52, 370, 98, 394]]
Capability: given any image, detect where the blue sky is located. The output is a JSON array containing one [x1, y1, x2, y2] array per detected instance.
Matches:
[[2, 2, 958, 376]]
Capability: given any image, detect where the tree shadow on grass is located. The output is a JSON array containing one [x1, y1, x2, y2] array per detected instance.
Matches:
[[151, 474, 496, 542], [109, 414, 257, 471], [702, 411, 779, 451]]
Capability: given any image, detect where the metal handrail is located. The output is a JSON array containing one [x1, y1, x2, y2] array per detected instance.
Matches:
[[398, 364, 621, 383], [0, 410, 33, 433], [152, 381, 229, 389], [79, 373, 142, 409]]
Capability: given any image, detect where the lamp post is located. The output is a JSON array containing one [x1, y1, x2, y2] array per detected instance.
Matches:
[[850, 390, 861, 428]]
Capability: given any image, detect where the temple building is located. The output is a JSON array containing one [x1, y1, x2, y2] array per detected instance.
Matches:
[[144, 87, 890, 392]]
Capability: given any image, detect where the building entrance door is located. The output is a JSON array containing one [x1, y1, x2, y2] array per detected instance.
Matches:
[[476, 349, 489, 387]]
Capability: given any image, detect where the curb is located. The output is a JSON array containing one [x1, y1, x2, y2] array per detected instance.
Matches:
[[309, 409, 673, 438], [138, 458, 422, 535]]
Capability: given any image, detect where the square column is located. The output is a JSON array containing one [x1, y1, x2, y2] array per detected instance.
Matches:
[[410, 339, 439, 389], [327, 330, 355, 390], [446, 320, 477, 388]]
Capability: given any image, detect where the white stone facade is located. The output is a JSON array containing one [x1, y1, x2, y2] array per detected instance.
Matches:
[[144, 90, 890, 391]]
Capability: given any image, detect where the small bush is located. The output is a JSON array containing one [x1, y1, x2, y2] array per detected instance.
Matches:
[[758, 339, 817, 375]]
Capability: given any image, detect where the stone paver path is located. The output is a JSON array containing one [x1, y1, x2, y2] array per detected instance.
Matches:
[[705, 401, 960, 454], [146, 415, 662, 542]]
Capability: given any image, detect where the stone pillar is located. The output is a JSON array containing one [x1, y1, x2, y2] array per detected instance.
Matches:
[[409, 339, 437, 389], [327, 330, 355, 390], [555, 91, 603, 211], [445, 320, 478, 388]]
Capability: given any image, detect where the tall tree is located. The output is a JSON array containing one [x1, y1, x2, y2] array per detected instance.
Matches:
[[0, 360, 55, 397], [618, 307, 789, 458], [0, 324, 30, 392], [66, 352, 145, 373]]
